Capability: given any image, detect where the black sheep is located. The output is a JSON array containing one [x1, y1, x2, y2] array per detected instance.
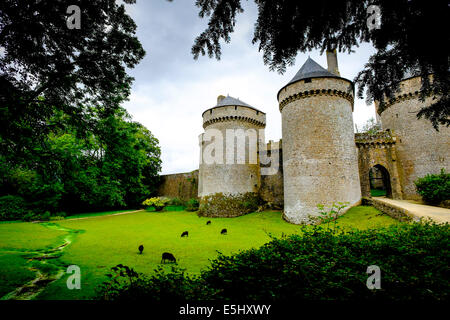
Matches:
[[138, 245, 144, 254], [206, 220, 211, 225], [181, 231, 189, 237], [221, 228, 227, 235], [161, 252, 176, 264]]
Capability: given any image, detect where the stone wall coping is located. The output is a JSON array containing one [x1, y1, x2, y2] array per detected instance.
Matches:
[[355, 130, 397, 146]]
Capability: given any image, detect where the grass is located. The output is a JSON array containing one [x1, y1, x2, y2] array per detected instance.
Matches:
[[371, 188, 387, 197], [0, 222, 67, 251], [0, 251, 36, 297], [0, 205, 399, 300]]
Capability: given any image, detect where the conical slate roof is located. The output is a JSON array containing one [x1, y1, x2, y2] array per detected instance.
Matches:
[[215, 95, 252, 108], [202, 95, 265, 116], [277, 57, 351, 99], [287, 57, 336, 85]]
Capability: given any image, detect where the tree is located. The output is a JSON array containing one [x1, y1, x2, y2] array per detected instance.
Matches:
[[356, 117, 381, 135], [0, 105, 162, 217], [191, 0, 449, 129], [0, 0, 161, 218], [0, 0, 145, 159]]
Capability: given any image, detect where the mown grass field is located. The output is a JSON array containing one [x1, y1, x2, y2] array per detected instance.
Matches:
[[0, 206, 399, 300]]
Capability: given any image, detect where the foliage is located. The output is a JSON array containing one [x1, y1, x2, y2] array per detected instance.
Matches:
[[185, 198, 199, 212], [0, 1, 161, 219], [0, 195, 28, 221], [97, 264, 207, 301], [0, 109, 162, 219], [198, 192, 261, 217], [415, 169, 450, 205], [190, 1, 449, 128], [356, 117, 382, 135], [98, 222, 450, 301], [142, 197, 170, 211], [169, 197, 185, 206], [314, 202, 349, 232], [0, 0, 145, 158]]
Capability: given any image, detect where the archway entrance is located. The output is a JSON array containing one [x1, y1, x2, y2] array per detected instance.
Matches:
[[369, 165, 392, 198]]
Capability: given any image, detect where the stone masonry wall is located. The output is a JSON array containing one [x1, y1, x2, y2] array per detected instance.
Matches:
[[362, 197, 414, 222], [199, 105, 266, 198], [356, 131, 404, 199], [259, 141, 284, 208], [278, 77, 361, 224], [156, 170, 199, 202], [379, 76, 450, 200]]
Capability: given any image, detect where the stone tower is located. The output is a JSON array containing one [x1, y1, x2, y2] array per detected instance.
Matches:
[[198, 95, 266, 200], [277, 55, 361, 224], [377, 75, 450, 199]]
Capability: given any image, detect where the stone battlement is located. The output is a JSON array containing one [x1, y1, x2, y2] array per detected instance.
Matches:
[[355, 130, 397, 146], [202, 105, 266, 129], [279, 88, 354, 112]]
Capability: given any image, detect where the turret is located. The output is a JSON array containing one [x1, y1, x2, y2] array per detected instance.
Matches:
[[198, 95, 266, 216], [277, 56, 361, 224], [377, 75, 450, 199]]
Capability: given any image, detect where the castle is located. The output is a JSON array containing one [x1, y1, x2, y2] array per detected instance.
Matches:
[[158, 51, 450, 224]]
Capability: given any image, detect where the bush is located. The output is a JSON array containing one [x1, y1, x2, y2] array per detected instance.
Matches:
[[98, 222, 450, 301], [415, 169, 450, 204], [38, 211, 50, 221], [0, 195, 28, 221], [96, 265, 208, 301], [185, 198, 199, 212], [198, 192, 261, 217], [142, 197, 170, 211], [168, 197, 185, 206]]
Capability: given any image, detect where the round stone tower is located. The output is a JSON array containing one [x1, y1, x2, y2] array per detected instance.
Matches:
[[198, 95, 266, 212], [277, 55, 361, 224], [378, 75, 450, 200]]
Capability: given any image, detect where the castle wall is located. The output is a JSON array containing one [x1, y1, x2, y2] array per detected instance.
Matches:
[[278, 78, 361, 224], [259, 144, 284, 208], [379, 76, 450, 199], [156, 170, 199, 201]]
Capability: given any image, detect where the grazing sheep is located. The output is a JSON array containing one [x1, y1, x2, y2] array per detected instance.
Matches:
[[138, 245, 144, 254], [221, 228, 227, 235], [161, 252, 176, 264], [206, 221, 211, 225], [181, 231, 189, 237]]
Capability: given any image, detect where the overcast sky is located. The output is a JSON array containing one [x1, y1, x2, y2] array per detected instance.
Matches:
[[123, 1, 377, 175]]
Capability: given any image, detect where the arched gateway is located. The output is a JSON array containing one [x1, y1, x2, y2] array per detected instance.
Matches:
[[356, 131, 403, 199]]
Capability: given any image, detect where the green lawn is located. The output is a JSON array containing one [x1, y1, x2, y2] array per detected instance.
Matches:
[[371, 188, 387, 197], [0, 251, 36, 297], [0, 206, 399, 300]]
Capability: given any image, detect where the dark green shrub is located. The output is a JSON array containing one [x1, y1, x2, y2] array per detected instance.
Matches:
[[185, 198, 199, 212], [169, 197, 185, 206], [40, 211, 51, 221], [415, 169, 450, 204], [98, 222, 450, 301], [198, 192, 261, 217], [96, 264, 210, 301], [0, 195, 28, 221]]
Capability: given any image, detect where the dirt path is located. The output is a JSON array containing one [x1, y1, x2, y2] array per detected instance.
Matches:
[[64, 209, 144, 221], [373, 197, 450, 224]]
